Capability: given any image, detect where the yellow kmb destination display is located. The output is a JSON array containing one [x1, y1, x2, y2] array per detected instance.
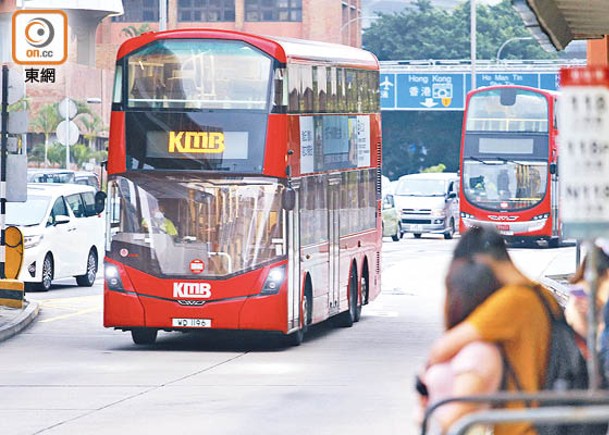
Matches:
[[168, 131, 225, 153]]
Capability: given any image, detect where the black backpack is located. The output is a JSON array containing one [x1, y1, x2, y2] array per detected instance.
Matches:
[[504, 286, 607, 435]]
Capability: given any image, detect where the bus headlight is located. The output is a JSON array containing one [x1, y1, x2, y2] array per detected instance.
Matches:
[[261, 265, 286, 295], [105, 263, 125, 291]]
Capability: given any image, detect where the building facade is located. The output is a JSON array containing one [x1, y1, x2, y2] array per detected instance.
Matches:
[[97, 0, 362, 70]]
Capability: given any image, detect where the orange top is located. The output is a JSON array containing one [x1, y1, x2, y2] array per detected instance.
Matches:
[[466, 284, 561, 435]]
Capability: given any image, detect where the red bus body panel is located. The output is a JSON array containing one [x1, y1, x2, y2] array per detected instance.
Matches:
[[104, 258, 289, 332]]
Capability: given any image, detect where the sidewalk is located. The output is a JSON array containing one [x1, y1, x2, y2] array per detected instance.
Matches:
[[0, 299, 39, 343]]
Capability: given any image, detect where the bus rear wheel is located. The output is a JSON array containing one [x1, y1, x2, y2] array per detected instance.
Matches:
[[131, 328, 158, 345], [335, 267, 359, 328]]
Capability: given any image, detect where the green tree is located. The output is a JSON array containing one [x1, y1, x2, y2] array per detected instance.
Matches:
[[47, 142, 66, 167], [381, 111, 462, 179], [28, 143, 45, 166], [30, 103, 61, 166], [363, 0, 555, 61], [77, 112, 107, 150], [71, 143, 92, 169]]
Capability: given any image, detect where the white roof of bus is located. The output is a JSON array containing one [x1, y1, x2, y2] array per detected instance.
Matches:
[[269, 36, 379, 68]]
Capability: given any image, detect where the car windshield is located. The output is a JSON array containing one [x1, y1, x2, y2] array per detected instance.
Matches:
[[6, 196, 50, 226], [395, 178, 446, 197]]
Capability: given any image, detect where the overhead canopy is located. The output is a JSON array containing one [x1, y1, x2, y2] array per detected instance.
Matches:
[[512, 0, 609, 51]]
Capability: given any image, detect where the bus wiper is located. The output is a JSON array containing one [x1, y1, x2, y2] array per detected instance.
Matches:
[[495, 156, 523, 166], [466, 156, 500, 165]]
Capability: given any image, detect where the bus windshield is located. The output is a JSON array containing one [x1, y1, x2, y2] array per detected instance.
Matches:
[[124, 39, 273, 111], [462, 159, 548, 211], [108, 173, 286, 277], [465, 88, 549, 133]]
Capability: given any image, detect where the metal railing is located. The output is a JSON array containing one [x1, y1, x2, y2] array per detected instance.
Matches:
[[421, 390, 609, 435]]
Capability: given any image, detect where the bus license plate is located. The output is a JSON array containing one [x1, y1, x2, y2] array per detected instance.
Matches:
[[172, 318, 212, 328]]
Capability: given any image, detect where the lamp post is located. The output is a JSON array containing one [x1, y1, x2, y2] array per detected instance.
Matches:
[[340, 15, 379, 45], [470, 0, 477, 89], [496, 36, 534, 62]]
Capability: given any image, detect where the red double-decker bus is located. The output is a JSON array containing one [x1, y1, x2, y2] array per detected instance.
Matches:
[[459, 85, 561, 246], [103, 29, 382, 345]]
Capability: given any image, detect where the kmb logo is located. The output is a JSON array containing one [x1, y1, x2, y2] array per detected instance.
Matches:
[[12, 10, 68, 65]]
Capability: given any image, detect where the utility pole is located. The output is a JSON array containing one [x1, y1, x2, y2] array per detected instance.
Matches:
[[0, 65, 8, 280]]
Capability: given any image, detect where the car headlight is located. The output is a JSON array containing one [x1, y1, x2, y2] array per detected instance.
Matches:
[[23, 234, 43, 249], [431, 209, 444, 217]]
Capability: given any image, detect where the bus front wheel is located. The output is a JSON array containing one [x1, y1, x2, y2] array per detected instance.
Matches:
[[131, 328, 158, 345], [284, 285, 312, 347]]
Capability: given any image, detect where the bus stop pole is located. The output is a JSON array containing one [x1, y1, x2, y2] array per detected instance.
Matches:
[[584, 239, 601, 390]]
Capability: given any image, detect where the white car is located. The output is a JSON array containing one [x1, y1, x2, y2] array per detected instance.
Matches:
[[6, 184, 106, 291]]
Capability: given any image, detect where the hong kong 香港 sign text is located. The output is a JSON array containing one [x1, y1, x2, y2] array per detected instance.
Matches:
[[380, 72, 559, 111]]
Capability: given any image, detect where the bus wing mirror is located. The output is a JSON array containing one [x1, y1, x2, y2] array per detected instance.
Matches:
[[549, 163, 557, 175], [500, 88, 517, 106], [282, 187, 296, 211], [95, 191, 107, 214]]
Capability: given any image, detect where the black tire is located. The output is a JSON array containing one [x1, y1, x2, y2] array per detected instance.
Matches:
[[414, 233, 422, 239], [39, 254, 53, 292], [285, 286, 312, 346], [548, 237, 561, 248], [131, 328, 158, 345], [444, 218, 456, 240], [76, 249, 98, 287], [391, 223, 400, 242], [335, 267, 358, 328]]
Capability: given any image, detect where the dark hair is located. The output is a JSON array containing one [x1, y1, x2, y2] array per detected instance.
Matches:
[[453, 225, 511, 262], [444, 258, 502, 329], [569, 245, 609, 284]]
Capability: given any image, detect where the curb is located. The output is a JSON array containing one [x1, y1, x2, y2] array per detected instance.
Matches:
[[0, 299, 40, 343]]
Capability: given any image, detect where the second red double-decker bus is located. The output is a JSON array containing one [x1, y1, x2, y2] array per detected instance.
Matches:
[[459, 85, 561, 246], [104, 29, 382, 345]]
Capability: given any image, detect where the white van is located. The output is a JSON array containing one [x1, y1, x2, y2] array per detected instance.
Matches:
[[394, 172, 460, 239], [6, 184, 106, 291]]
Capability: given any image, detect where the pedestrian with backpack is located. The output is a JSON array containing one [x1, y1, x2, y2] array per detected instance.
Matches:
[[416, 258, 503, 434], [427, 226, 565, 434]]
